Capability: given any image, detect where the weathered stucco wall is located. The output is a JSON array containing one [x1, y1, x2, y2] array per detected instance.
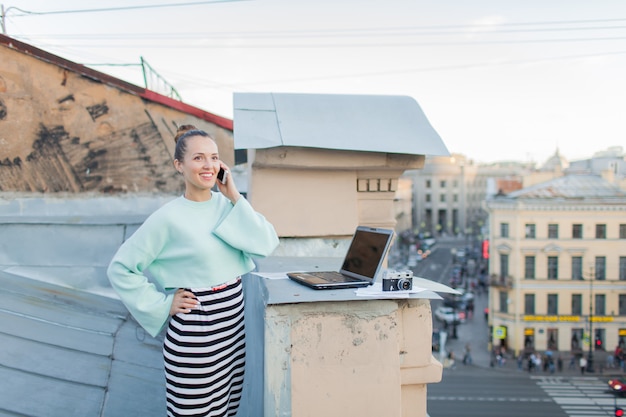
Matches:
[[248, 146, 425, 238], [261, 296, 441, 417], [0, 39, 233, 194]]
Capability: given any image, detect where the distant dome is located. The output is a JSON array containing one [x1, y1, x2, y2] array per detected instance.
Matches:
[[540, 148, 569, 172]]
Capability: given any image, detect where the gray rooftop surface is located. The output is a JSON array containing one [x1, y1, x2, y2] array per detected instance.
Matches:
[[0, 269, 165, 417], [507, 173, 626, 200], [0, 256, 450, 417], [233, 92, 450, 156]]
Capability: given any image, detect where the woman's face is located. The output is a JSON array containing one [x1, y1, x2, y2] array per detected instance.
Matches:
[[174, 135, 220, 197]]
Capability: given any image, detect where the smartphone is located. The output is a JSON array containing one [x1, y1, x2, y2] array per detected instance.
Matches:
[[217, 168, 228, 184]]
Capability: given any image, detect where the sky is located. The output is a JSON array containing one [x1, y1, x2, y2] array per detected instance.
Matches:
[[3, 0, 626, 164]]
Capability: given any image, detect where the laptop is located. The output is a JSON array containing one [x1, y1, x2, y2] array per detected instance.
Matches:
[[287, 226, 394, 290]]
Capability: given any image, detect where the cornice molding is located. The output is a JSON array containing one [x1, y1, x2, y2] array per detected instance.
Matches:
[[542, 244, 562, 254], [496, 243, 512, 253]]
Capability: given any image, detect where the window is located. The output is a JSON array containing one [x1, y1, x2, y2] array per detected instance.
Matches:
[[619, 295, 626, 316], [453, 180, 458, 188], [525, 294, 535, 315], [571, 294, 582, 315], [548, 224, 559, 239], [547, 328, 558, 351], [499, 291, 508, 313], [547, 256, 558, 280], [621, 224, 626, 239], [596, 224, 607, 239], [426, 180, 431, 188], [500, 223, 509, 238], [440, 194, 446, 202], [440, 180, 446, 188], [572, 256, 583, 280], [524, 256, 535, 279], [500, 254, 509, 279], [425, 194, 431, 202], [595, 256, 606, 280], [453, 194, 458, 202], [595, 294, 606, 316], [572, 224, 583, 239], [572, 329, 583, 351], [524, 328, 535, 350], [525, 224, 536, 239], [621, 257, 626, 281], [547, 294, 558, 315]]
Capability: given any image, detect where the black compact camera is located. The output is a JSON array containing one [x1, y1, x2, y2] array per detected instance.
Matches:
[[381, 269, 413, 291]]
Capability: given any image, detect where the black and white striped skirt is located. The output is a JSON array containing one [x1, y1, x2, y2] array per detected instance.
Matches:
[[163, 278, 245, 417]]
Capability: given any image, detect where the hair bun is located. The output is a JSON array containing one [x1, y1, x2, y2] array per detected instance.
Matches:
[[174, 124, 198, 143]]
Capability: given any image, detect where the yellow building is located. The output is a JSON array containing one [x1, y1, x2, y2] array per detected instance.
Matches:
[[485, 173, 626, 360]]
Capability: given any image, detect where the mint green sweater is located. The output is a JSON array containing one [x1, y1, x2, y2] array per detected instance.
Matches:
[[107, 194, 279, 337]]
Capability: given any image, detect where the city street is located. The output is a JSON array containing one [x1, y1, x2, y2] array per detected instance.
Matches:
[[428, 371, 565, 417], [408, 237, 626, 417], [428, 366, 626, 417]]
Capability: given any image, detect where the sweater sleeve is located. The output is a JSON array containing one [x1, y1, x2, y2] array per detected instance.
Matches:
[[214, 197, 279, 258], [107, 222, 174, 338]]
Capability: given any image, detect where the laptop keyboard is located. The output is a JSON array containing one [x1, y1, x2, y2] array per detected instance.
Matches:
[[309, 271, 361, 282]]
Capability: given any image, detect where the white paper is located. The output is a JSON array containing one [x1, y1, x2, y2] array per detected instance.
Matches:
[[355, 282, 427, 298], [253, 272, 289, 280]]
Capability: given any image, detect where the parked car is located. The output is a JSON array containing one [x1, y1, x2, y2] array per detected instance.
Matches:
[[443, 291, 474, 312], [432, 329, 441, 352], [608, 378, 626, 396], [434, 306, 465, 324]]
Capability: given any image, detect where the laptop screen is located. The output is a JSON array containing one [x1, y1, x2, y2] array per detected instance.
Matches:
[[340, 227, 393, 279]]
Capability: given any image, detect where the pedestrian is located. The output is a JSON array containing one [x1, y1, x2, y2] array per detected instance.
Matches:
[[107, 125, 279, 417], [495, 347, 505, 367], [463, 343, 472, 365], [615, 345, 623, 369], [448, 350, 457, 369], [557, 355, 563, 372], [534, 352, 542, 372], [569, 355, 576, 370], [579, 356, 588, 374], [548, 356, 555, 374], [607, 353, 615, 369]]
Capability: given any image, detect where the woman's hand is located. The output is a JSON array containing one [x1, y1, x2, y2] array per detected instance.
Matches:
[[216, 162, 241, 205], [170, 289, 199, 316]]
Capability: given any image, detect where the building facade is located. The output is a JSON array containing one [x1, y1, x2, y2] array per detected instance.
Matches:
[[404, 154, 477, 237], [403, 154, 536, 241], [485, 174, 626, 358]]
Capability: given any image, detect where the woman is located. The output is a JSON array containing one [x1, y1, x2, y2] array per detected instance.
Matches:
[[107, 125, 279, 417]]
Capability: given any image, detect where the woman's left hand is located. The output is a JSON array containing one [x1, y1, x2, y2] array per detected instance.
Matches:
[[170, 289, 199, 316]]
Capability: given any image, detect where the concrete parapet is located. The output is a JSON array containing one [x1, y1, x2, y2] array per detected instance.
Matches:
[[241, 271, 443, 417]]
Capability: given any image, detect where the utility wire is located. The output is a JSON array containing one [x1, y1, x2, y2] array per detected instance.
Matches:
[[6, 3, 626, 94], [5, 2, 626, 27], [4, 0, 248, 16], [216, 49, 626, 87], [14, 24, 626, 41], [16, 35, 626, 49], [77, 47, 626, 91], [1, 0, 247, 34]]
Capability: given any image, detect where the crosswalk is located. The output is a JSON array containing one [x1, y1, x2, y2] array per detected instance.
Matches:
[[534, 375, 626, 417]]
